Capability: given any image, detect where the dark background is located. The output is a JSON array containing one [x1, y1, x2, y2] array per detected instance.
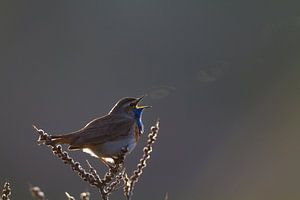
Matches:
[[1, 1, 300, 199]]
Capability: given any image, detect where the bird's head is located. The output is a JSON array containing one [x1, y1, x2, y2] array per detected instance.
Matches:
[[109, 95, 151, 118]]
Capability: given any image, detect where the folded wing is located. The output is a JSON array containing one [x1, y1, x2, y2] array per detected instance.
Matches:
[[69, 114, 134, 149]]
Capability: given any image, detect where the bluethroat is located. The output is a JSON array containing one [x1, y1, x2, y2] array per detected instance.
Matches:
[[51, 96, 151, 166]]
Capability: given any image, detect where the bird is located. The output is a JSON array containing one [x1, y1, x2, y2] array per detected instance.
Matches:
[[50, 96, 151, 167]]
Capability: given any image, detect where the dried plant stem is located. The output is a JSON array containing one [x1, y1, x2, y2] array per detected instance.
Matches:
[[1, 182, 11, 200], [33, 119, 160, 200], [65, 192, 75, 200], [30, 184, 91, 200], [124, 120, 160, 200], [33, 125, 101, 186], [33, 125, 126, 200], [32, 126, 108, 197]]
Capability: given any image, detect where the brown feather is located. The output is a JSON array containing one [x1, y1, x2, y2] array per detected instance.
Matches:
[[51, 134, 76, 145], [68, 114, 135, 149], [134, 125, 140, 142]]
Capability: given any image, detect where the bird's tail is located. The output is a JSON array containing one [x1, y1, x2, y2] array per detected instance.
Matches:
[[51, 132, 77, 145]]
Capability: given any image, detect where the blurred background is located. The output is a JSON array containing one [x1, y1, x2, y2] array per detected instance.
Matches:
[[0, 0, 300, 199]]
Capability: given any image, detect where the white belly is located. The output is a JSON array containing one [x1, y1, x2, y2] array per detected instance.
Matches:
[[83, 137, 136, 159]]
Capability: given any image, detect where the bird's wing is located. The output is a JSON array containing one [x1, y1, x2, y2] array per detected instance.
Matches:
[[69, 114, 135, 148]]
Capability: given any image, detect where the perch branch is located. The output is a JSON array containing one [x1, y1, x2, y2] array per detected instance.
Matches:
[[33, 119, 160, 200], [32, 125, 126, 200], [124, 120, 160, 200]]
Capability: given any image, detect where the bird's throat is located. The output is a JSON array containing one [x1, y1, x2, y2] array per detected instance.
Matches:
[[133, 108, 144, 134]]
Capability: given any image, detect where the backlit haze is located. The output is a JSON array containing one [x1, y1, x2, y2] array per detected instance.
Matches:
[[0, 1, 299, 199]]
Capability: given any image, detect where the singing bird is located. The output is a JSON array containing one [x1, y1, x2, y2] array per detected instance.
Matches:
[[51, 96, 151, 166]]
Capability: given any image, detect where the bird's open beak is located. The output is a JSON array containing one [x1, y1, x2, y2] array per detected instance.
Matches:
[[135, 95, 152, 109]]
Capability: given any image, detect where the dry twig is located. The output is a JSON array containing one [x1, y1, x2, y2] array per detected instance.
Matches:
[[65, 192, 75, 200]]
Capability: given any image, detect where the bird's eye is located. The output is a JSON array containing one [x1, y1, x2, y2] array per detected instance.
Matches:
[[129, 103, 135, 107]]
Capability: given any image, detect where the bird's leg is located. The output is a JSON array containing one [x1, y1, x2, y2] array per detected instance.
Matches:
[[100, 146, 128, 173], [114, 146, 129, 167], [113, 158, 123, 168]]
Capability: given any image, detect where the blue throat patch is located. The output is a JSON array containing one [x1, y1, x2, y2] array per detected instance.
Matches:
[[133, 108, 144, 134]]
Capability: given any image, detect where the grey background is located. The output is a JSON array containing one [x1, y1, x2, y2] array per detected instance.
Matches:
[[1, 0, 300, 199]]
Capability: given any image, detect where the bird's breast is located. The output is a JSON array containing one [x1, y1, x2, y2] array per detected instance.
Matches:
[[134, 123, 141, 142], [135, 118, 144, 134], [86, 128, 138, 158]]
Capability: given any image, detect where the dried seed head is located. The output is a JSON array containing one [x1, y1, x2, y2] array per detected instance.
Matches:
[[80, 192, 90, 200], [30, 186, 45, 200], [1, 182, 11, 200]]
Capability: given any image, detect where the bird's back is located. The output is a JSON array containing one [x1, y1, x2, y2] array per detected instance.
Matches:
[[68, 114, 136, 150]]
